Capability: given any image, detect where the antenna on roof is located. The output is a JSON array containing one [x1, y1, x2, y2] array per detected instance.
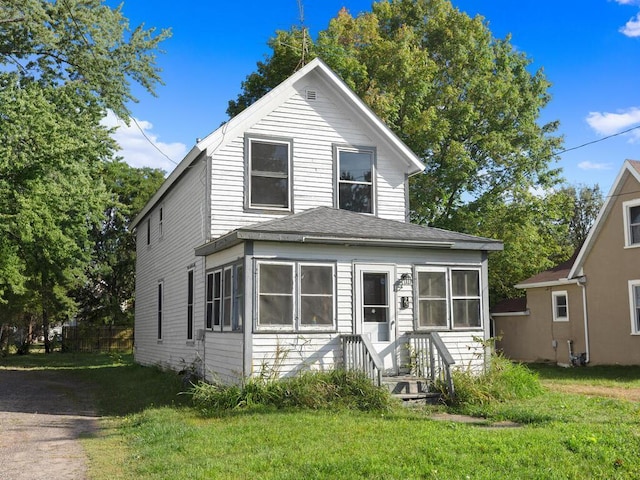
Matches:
[[296, 0, 309, 70]]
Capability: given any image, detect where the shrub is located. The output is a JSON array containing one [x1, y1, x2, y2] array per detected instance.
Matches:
[[443, 354, 543, 407], [189, 369, 393, 414]]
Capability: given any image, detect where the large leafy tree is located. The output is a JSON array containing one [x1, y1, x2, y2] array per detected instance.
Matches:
[[74, 161, 165, 326], [228, 0, 564, 303], [0, 0, 169, 351]]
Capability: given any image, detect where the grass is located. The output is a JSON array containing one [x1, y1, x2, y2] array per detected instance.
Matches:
[[3, 352, 640, 479]]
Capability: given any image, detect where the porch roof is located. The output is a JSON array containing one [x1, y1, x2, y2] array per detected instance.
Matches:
[[195, 207, 503, 256]]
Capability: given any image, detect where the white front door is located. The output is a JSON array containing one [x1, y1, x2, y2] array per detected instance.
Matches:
[[354, 264, 397, 373]]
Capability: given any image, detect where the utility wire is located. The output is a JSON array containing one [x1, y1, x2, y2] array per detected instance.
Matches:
[[555, 124, 640, 156]]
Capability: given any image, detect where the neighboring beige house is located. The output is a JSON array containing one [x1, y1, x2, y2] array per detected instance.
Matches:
[[493, 160, 640, 366], [130, 58, 502, 385]]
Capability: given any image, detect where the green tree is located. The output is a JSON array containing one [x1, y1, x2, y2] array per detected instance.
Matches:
[[227, 0, 564, 304], [561, 184, 603, 249], [0, 0, 169, 351], [74, 161, 165, 326]]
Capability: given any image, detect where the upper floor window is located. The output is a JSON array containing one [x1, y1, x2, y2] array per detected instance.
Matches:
[[624, 200, 640, 247], [146, 218, 151, 246], [629, 280, 640, 335], [336, 146, 375, 214], [247, 137, 291, 210], [552, 291, 569, 322], [415, 267, 482, 330]]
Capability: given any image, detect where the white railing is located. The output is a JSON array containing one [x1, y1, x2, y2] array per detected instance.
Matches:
[[407, 332, 455, 398], [341, 334, 383, 386]]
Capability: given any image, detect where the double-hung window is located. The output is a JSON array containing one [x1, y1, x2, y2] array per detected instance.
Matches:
[[157, 281, 163, 340], [624, 200, 640, 247], [335, 146, 375, 214], [415, 268, 482, 329], [247, 137, 291, 210], [256, 261, 335, 330], [630, 280, 640, 334], [552, 291, 569, 322], [187, 270, 194, 340], [206, 264, 244, 332]]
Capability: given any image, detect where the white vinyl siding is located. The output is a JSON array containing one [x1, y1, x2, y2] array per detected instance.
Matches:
[[630, 280, 640, 335], [552, 291, 569, 322], [209, 78, 409, 238]]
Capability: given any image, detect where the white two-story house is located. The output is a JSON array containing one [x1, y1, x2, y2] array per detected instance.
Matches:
[[130, 58, 502, 384]]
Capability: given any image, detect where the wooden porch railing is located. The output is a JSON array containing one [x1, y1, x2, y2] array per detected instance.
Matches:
[[406, 332, 456, 398], [341, 334, 383, 386]]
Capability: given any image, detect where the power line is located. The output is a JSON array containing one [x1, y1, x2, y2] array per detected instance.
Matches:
[[555, 124, 640, 156]]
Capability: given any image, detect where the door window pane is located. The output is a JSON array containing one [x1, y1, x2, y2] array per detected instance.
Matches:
[[363, 272, 388, 323]]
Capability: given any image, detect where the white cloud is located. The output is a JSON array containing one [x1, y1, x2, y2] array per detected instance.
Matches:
[[613, 0, 640, 5], [620, 12, 640, 36], [101, 111, 187, 174], [577, 161, 613, 171], [586, 107, 640, 136]]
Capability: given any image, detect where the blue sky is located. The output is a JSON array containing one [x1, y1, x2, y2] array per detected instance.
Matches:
[[106, 0, 640, 194]]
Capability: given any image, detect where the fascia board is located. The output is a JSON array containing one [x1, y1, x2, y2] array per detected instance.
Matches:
[[130, 145, 203, 230], [568, 162, 636, 278], [515, 278, 578, 289]]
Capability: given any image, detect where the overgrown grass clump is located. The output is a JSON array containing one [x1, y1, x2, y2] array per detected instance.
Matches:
[[189, 369, 393, 413], [446, 355, 543, 407]]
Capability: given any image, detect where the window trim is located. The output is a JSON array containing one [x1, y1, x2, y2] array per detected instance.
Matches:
[[629, 280, 640, 335], [157, 281, 163, 341], [333, 144, 376, 215], [414, 266, 483, 331], [187, 269, 194, 341], [623, 199, 640, 248], [245, 135, 293, 212], [552, 290, 569, 322], [255, 260, 337, 333]]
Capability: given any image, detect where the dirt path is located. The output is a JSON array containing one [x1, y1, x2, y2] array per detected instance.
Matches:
[[0, 369, 98, 480]]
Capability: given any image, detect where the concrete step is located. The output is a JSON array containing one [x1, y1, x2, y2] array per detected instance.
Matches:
[[382, 375, 428, 395], [395, 392, 443, 405]]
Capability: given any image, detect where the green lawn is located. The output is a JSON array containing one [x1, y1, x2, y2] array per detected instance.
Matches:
[[3, 353, 640, 479]]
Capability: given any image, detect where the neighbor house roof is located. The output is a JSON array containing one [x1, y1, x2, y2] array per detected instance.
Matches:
[[514, 252, 579, 289], [568, 159, 640, 279], [490, 297, 529, 316], [131, 58, 426, 230], [195, 206, 503, 256]]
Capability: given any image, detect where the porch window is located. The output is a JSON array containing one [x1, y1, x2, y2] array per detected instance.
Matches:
[[336, 146, 374, 214], [247, 138, 291, 210], [417, 270, 447, 328], [415, 267, 482, 330], [256, 261, 336, 331], [451, 270, 481, 328], [206, 263, 244, 332], [552, 291, 568, 322], [629, 280, 640, 334]]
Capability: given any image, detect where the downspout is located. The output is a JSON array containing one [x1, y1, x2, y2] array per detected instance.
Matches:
[[578, 278, 590, 364]]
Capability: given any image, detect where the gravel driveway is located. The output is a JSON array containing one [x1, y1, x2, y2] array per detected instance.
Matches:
[[0, 368, 98, 480]]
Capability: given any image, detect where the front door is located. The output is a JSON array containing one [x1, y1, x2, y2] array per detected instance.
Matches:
[[354, 264, 397, 373]]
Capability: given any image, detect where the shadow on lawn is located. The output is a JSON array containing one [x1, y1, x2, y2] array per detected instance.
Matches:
[[0, 352, 189, 417], [527, 363, 640, 384]]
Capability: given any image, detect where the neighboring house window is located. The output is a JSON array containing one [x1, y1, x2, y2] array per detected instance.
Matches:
[[158, 207, 164, 238], [624, 200, 640, 247], [247, 137, 291, 210], [552, 291, 569, 322], [205, 263, 244, 332], [157, 281, 163, 340], [415, 267, 482, 329], [187, 269, 194, 341], [630, 280, 640, 334], [146, 218, 151, 246], [256, 261, 335, 330], [336, 146, 375, 214]]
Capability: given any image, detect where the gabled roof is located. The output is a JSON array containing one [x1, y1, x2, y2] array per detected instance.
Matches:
[[568, 159, 640, 278], [131, 58, 425, 229], [195, 207, 503, 256]]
